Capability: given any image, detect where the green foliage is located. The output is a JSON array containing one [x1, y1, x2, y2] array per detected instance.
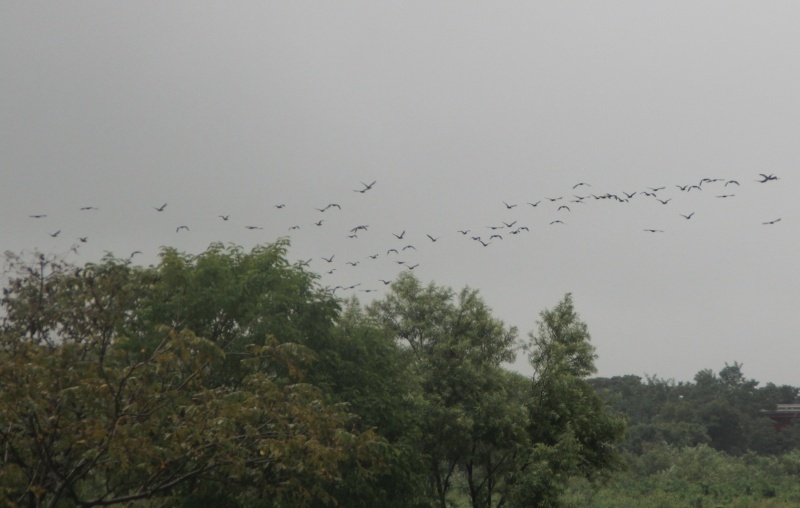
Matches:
[[0, 246, 386, 507]]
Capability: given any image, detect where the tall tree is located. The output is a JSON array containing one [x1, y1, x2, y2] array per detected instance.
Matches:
[[0, 248, 387, 507]]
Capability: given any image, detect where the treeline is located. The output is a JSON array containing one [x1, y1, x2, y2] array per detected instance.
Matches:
[[562, 367, 800, 507], [591, 366, 800, 457], [0, 242, 625, 508]]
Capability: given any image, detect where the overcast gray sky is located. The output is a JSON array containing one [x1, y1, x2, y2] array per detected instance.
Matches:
[[2, 2, 798, 386]]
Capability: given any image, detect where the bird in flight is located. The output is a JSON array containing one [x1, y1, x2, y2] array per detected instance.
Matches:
[[245, 226, 263, 230], [289, 225, 300, 231], [402, 245, 416, 251], [354, 181, 377, 193], [457, 230, 470, 235], [527, 201, 541, 207], [379, 279, 392, 285], [387, 249, 399, 255], [275, 204, 286, 209], [80, 206, 99, 211], [573, 182, 591, 189], [644, 229, 664, 233], [503, 221, 517, 228], [763, 218, 782, 225], [176, 225, 189, 232], [78, 237, 88, 242], [716, 194, 735, 199], [680, 212, 695, 220], [558, 205, 571, 212], [322, 255, 335, 263], [503, 201, 517, 209], [314, 220, 324, 226], [393, 230, 405, 239], [725, 180, 740, 186], [656, 198, 671, 205], [154, 203, 167, 211], [758, 174, 778, 183], [406, 263, 420, 270], [29, 214, 47, 218], [549, 220, 564, 225], [426, 234, 440, 242], [219, 215, 230, 221], [49, 230, 61, 238]]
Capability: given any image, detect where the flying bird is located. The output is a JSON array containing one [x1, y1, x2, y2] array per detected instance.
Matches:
[[573, 182, 591, 188], [275, 204, 286, 209], [354, 181, 377, 193], [322, 255, 335, 263], [393, 230, 406, 239], [78, 237, 88, 242], [680, 212, 695, 220], [49, 230, 61, 237], [527, 201, 541, 207], [758, 173, 778, 183], [644, 229, 664, 233], [29, 214, 47, 218], [219, 215, 230, 221], [314, 220, 324, 226], [549, 220, 564, 225], [176, 225, 189, 232], [245, 226, 263, 230], [426, 234, 440, 242], [716, 194, 735, 199], [656, 198, 671, 205], [154, 203, 167, 211], [80, 206, 98, 211], [558, 205, 570, 212], [379, 279, 392, 285], [402, 245, 416, 251], [763, 218, 782, 225], [387, 249, 399, 255], [503, 201, 517, 209], [289, 225, 300, 231]]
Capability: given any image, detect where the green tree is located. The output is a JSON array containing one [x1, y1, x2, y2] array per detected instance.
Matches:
[[504, 294, 626, 507], [368, 272, 523, 508], [0, 247, 387, 507]]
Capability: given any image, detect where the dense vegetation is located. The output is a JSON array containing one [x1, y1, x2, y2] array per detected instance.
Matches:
[[0, 242, 796, 507], [0, 242, 622, 507]]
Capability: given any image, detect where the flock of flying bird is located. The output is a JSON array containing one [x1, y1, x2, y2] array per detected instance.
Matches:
[[21, 173, 783, 295]]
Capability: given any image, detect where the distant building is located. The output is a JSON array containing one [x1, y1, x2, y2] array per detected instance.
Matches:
[[762, 404, 800, 431]]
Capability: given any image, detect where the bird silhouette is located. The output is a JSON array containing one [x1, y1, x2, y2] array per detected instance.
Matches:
[[78, 237, 88, 242], [680, 212, 695, 220], [725, 180, 740, 186], [503, 221, 517, 228], [457, 230, 470, 235], [758, 173, 778, 183], [503, 201, 517, 209], [80, 206, 98, 211], [176, 225, 189, 232], [322, 255, 335, 263], [550, 220, 564, 225], [558, 205, 570, 212], [402, 245, 416, 251], [245, 226, 263, 230], [275, 204, 286, 209], [393, 230, 405, 239], [154, 203, 167, 211], [219, 215, 230, 221], [387, 249, 399, 255], [379, 279, 392, 285], [354, 181, 376, 193], [644, 229, 664, 233], [573, 182, 591, 189], [289, 225, 300, 231], [29, 214, 47, 218], [49, 230, 61, 237], [314, 220, 324, 226], [656, 198, 671, 205], [426, 234, 440, 242], [763, 218, 782, 225], [716, 194, 735, 199], [527, 200, 541, 207]]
